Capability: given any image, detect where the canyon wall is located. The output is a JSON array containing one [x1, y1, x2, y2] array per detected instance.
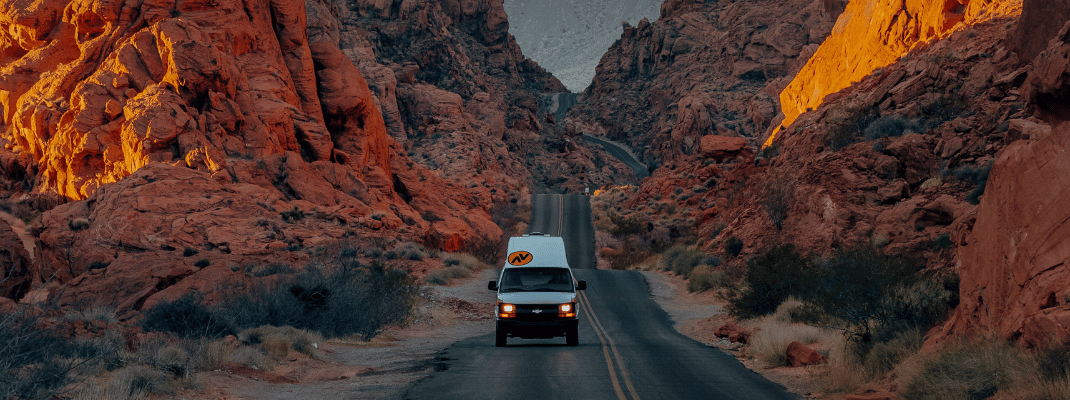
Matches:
[[941, 16, 1070, 347], [772, 0, 1022, 146], [567, 0, 840, 165]]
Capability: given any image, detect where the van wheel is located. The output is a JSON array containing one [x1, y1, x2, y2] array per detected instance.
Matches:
[[566, 326, 578, 346], [495, 329, 507, 347]]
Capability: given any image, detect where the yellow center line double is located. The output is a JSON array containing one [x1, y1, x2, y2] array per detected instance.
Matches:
[[579, 291, 640, 400], [557, 194, 640, 400]]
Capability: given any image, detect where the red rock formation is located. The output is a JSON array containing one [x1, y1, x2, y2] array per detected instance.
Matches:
[[569, 0, 839, 163], [1, 0, 530, 308], [0, 218, 33, 301], [785, 340, 826, 367], [944, 121, 1070, 347], [773, 0, 1022, 146]]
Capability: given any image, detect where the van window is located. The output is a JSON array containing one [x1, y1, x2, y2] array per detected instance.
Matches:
[[499, 268, 573, 293]]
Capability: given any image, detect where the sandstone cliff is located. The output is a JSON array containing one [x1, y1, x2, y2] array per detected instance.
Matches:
[[0, 0, 540, 307], [773, 0, 1022, 146], [577, 0, 1070, 348], [940, 16, 1070, 347], [568, 0, 841, 165]]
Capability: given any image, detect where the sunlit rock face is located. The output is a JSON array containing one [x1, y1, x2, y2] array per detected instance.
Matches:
[[771, 0, 1023, 146], [568, 0, 839, 163], [0, 0, 515, 307], [503, 0, 662, 92]]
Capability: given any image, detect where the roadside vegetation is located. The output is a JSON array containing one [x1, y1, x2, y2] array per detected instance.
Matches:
[[598, 225, 1069, 399], [0, 237, 481, 399]]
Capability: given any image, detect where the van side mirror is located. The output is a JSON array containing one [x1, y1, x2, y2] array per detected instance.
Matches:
[[576, 280, 586, 290], [488, 281, 498, 291]]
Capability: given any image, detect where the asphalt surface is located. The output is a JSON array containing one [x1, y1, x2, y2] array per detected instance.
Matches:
[[403, 194, 797, 399], [583, 134, 650, 179]]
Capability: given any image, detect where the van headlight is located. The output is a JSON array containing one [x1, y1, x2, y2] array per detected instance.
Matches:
[[558, 302, 576, 318], [499, 303, 516, 318]]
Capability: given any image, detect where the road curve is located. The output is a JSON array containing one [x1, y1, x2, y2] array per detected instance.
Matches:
[[403, 194, 797, 399], [583, 134, 650, 180]]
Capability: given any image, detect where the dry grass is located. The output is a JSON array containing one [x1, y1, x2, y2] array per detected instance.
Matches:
[[71, 366, 174, 400], [744, 299, 841, 367], [424, 252, 491, 285], [894, 338, 1070, 400], [238, 325, 322, 357]]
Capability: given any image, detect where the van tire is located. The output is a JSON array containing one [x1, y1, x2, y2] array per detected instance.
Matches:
[[566, 326, 578, 346], [495, 329, 507, 347]]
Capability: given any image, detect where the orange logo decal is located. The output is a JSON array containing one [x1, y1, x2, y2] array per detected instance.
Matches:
[[508, 251, 533, 266]]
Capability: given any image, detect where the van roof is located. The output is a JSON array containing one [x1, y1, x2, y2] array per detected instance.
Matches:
[[504, 233, 569, 269]]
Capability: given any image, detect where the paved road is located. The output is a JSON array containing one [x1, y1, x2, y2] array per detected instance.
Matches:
[[583, 134, 650, 179], [550, 92, 580, 123], [403, 194, 797, 399]]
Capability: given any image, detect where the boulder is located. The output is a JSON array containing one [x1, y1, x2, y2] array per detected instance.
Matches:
[[714, 323, 751, 344], [700, 136, 748, 160], [0, 218, 33, 301], [785, 341, 826, 367]]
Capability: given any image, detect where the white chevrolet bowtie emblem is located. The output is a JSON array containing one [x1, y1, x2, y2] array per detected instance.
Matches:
[[532, 309, 542, 314]]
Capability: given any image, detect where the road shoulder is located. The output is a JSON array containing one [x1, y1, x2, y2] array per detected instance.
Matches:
[[641, 270, 826, 399]]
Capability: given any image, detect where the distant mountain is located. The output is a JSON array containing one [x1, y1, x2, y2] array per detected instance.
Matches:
[[504, 0, 662, 92]]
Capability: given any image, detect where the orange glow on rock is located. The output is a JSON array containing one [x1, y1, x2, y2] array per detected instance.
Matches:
[[769, 0, 1022, 147]]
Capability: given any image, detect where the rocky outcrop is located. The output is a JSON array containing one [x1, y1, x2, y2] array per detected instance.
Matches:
[[940, 22, 1070, 346], [568, 0, 839, 165], [0, 218, 33, 301], [773, 0, 1022, 145], [943, 121, 1070, 347], [1007, 0, 1070, 62], [335, 0, 635, 195], [0, 0, 539, 308]]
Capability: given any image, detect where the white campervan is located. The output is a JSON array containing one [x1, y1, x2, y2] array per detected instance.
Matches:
[[488, 233, 587, 346]]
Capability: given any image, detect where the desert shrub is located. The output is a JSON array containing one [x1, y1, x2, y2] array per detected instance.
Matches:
[[280, 208, 305, 222], [62, 305, 118, 325], [762, 172, 795, 229], [387, 242, 429, 261], [247, 263, 294, 277], [1036, 342, 1070, 382], [423, 266, 471, 285], [68, 218, 89, 230], [920, 94, 966, 129], [929, 233, 954, 251], [728, 244, 817, 319], [862, 115, 921, 141], [1, 308, 123, 399], [237, 325, 320, 356], [660, 245, 713, 278], [609, 214, 646, 237], [220, 263, 417, 339], [74, 365, 175, 399], [182, 247, 198, 257], [687, 265, 730, 293], [900, 339, 1032, 400], [953, 162, 992, 205], [725, 236, 743, 258], [810, 245, 954, 352], [151, 345, 192, 378], [141, 293, 233, 338], [828, 107, 878, 151], [861, 327, 923, 378]]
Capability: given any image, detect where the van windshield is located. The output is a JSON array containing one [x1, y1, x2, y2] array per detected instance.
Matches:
[[499, 267, 574, 293]]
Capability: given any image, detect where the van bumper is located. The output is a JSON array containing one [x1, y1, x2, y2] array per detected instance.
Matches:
[[497, 319, 578, 339]]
